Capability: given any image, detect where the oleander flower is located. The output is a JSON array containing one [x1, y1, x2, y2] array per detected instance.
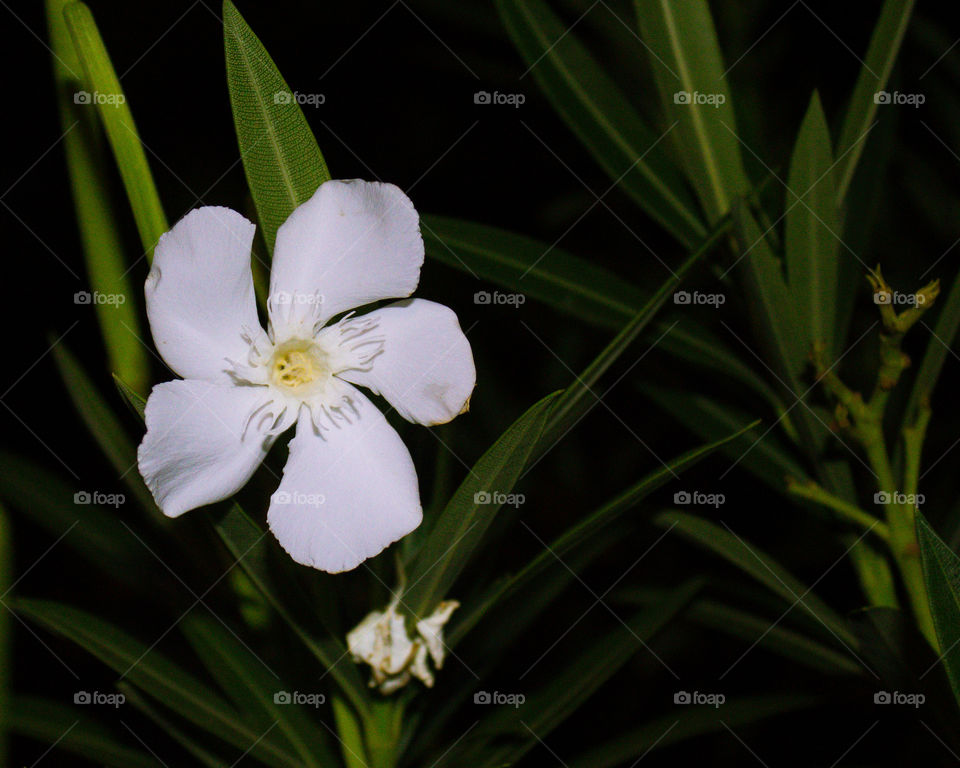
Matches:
[[136, 179, 475, 572]]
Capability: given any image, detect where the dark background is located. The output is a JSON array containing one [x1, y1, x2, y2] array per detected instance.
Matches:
[[4, 0, 960, 765]]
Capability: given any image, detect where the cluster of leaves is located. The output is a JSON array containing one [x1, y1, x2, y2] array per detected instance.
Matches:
[[5, 0, 960, 766]]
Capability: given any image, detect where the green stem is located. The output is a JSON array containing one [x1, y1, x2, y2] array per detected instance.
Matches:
[[787, 478, 890, 540]]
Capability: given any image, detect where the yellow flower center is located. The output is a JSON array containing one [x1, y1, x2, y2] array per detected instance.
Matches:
[[270, 342, 328, 392]]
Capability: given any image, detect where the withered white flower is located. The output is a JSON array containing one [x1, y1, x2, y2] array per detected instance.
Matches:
[[347, 598, 459, 693], [136, 180, 475, 572]]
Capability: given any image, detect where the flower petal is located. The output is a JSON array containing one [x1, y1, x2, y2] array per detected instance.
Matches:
[[146, 207, 261, 382], [267, 385, 422, 573], [138, 379, 276, 517], [269, 180, 423, 334], [332, 299, 475, 425]]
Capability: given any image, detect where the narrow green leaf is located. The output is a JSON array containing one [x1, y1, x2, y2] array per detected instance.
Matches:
[[332, 696, 370, 768], [835, 0, 916, 202], [180, 614, 334, 768], [63, 2, 168, 256], [496, 0, 706, 246], [917, 512, 960, 702], [543, 219, 730, 442], [642, 386, 806, 491], [451, 582, 700, 768], [118, 684, 225, 768], [450, 421, 759, 645], [404, 392, 560, 618], [223, 0, 329, 254], [53, 343, 154, 511], [14, 599, 301, 768], [633, 0, 750, 221], [568, 694, 818, 768], [904, 266, 960, 423], [47, 0, 148, 392], [114, 372, 147, 420], [0, 453, 146, 583], [785, 91, 840, 359], [657, 511, 857, 647], [421, 214, 647, 329], [211, 504, 371, 718], [734, 203, 806, 384], [6, 696, 157, 768]]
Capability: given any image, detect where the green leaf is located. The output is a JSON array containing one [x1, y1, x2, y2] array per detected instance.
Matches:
[[5, 696, 157, 768], [633, 0, 750, 222], [917, 511, 960, 703], [13, 599, 301, 768], [785, 92, 840, 359], [114, 372, 147, 420], [449, 582, 700, 768], [904, 266, 960, 423], [567, 694, 818, 768], [63, 2, 168, 257], [734, 203, 806, 385], [835, 0, 916, 202], [657, 511, 857, 648], [210, 504, 371, 718], [180, 614, 335, 768], [331, 696, 370, 768], [223, 0, 329, 254], [421, 214, 647, 329], [0, 453, 146, 583], [450, 421, 759, 645], [542, 219, 730, 442], [47, 0, 149, 392], [496, 0, 706, 247], [118, 684, 225, 768], [53, 343, 154, 511], [404, 391, 560, 618], [641, 386, 806, 491]]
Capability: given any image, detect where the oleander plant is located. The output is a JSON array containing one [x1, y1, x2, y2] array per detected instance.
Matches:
[[4, 0, 960, 765]]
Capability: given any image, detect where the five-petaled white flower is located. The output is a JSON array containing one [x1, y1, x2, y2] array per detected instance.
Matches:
[[136, 179, 475, 572]]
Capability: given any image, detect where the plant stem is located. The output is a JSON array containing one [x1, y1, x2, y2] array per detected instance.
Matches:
[[786, 478, 890, 540]]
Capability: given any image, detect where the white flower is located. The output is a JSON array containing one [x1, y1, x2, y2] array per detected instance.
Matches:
[[346, 598, 459, 693], [136, 179, 475, 573]]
